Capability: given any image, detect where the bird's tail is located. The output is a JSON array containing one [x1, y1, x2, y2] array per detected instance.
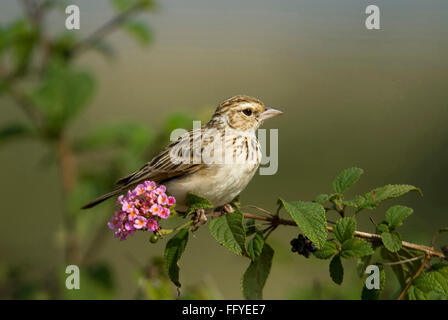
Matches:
[[82, 188, 125, 209]]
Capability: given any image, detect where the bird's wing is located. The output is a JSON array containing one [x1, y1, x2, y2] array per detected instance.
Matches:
[[115, 127, 208, 187]]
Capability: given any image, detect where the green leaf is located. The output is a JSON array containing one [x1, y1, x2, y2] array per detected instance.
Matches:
[[385, 205, 413, 229], [438, 227, 448, 234], [5, 20, 38, 74], [248, 232, 264, 261], [356, 255, 372, 277], [313, 241, 339, 260], [164, 229, 189, 287], [0, 123, 34, 144], [413, 263, 448, 296], [380, 247, 407, 287], [85, 262, 115, 292], [110, 0, 133, 11], [354, 185, 422, 212], [279, 199, 327, 249], [186, 193, 213, 213], [124, 20, 152, 46], [341, 238, 374, 258], [315, 194, 329, 204], [241, 243, 274, 300], [209, 208, 247, 256], [376, 223, 389, 234], [245, 219, 257, 236], [381, 231, 402, 252], [110, 0, 155, 11], [31, 62, 95, 137], [333, 167, 364, 193], [329, 255, 344, 285], [334, 217, 356, 243], [361, 265, 386, 300]]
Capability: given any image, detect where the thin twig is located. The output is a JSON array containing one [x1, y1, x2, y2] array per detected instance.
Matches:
[[7, 84, 43, 127], [243, 205, 274, 217], [221, 212, 446, 259], [396, 254, 430, 300], [70, 1, 145, 56], [379, 255, 425, 266]]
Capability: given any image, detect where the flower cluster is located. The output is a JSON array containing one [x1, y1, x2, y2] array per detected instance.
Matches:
[[108, 181, 176, 241]]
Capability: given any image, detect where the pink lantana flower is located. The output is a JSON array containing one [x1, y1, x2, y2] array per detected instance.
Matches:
[[107, 181, 175, 241], [160, 207, 170, 219], [149, 204, 162, 216], [167, 196, 176, 206], [133, 216, 147, 230], [146, 218, 159, 231]]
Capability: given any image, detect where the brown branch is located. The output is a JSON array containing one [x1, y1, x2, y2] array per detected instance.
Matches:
[[396, 254, 430, 300], [239, 212, 446, 259], [379, 255, 425, 266], [7, 84, 43, 128]]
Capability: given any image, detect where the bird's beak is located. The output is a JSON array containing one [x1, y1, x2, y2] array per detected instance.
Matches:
[[258, 107, 283, 121]]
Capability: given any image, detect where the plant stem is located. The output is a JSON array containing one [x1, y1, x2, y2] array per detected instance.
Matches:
[[396, 254, 430, 300], [70, 1, 145, 56], [231, 212, 446, 259], [57, 135, 80, 265]]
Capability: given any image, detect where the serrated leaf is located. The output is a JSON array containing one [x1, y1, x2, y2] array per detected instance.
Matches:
[[248, 232, 264, 261], [385, 205, 413, 229], [245, 219, 257, 236], [241, 243, 274, 300], [315, 194, 329, 204], [381, 231, 402, 252], [186, 192, 213, 213], [279, 199, 327, 249], [413, 263, 448, 296], [354, 185, 422, 212], [341, 238, 374, 258], [361, 265, 386, 300], [164, 229, 189, 287], [329, 255, 344, 285], [209, 208, 247, 256], [313, 241, 339, 260], [334, 217, 356, 243], [333, 167, 364, 193], [407, 285, 427, 300], [376, 223, 389, 234]]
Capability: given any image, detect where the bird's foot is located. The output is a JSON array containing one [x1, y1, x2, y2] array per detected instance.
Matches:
[[222, 204, 234, 214], [191, 208, 207, 231]]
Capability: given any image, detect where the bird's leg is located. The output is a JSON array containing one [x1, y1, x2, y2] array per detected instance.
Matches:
[[213, 204, 234, 216], [191, 208, 207, 231], [223, 204, 234, 214]]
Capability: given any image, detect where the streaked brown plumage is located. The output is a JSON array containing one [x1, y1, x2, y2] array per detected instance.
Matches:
[[82, 95, 282, 210]]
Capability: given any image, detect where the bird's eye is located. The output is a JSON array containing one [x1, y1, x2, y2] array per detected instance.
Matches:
[[242, 109, 252, 116]]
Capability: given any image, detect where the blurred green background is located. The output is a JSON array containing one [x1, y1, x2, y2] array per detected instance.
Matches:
[[0, 0, 447, 299]]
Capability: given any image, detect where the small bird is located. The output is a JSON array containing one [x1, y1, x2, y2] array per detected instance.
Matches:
[[82, 95, 283, 212]]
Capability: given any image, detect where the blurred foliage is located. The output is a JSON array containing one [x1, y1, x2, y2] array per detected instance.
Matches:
[[0, 0, 215, 300]]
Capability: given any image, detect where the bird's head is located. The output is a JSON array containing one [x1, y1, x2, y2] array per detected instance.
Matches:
[[210, 95, 283, 132]]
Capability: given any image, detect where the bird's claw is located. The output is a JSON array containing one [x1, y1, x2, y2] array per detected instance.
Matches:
[[191, 208, 207, 231], [222, 204, 234, 214]]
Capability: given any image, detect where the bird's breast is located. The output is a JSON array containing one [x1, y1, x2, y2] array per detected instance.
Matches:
[[165, 134, 261, 211]]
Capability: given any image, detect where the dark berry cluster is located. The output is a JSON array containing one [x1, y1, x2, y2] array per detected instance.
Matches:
[[290, 234, 317, 258]]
